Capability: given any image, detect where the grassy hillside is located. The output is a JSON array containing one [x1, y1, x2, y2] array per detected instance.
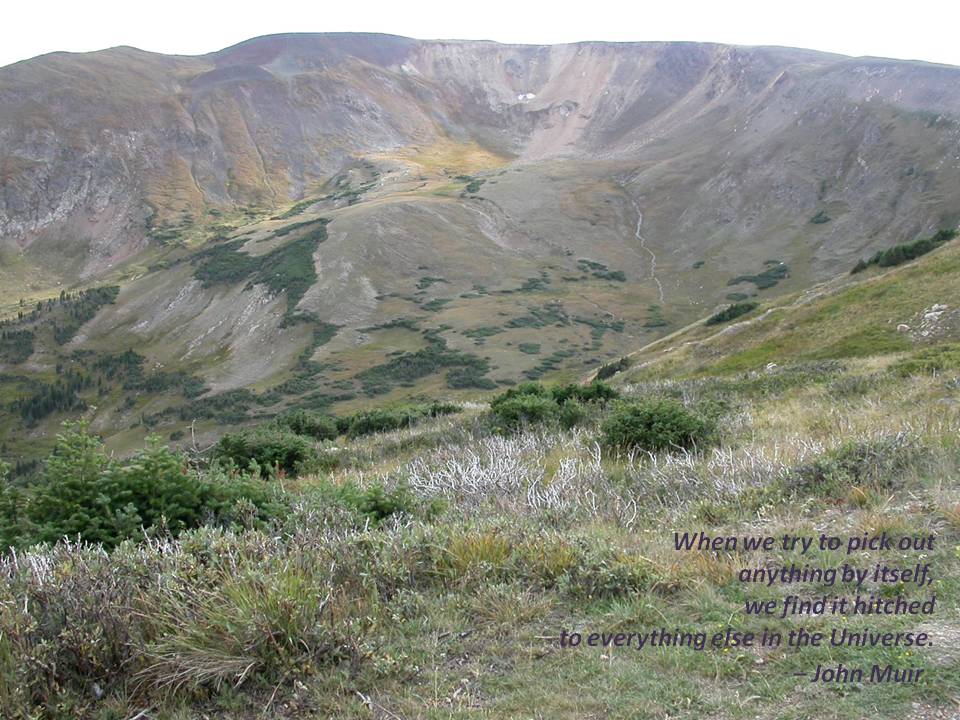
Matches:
[[0, 153, 684, 465], [597, 233, 960, 382], [1, 243, 958, 719]]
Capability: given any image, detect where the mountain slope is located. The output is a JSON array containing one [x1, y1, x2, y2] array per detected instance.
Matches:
[[600, 234, 960, 382], [2, 34, 960, 459], [4, 35, 960, 284]]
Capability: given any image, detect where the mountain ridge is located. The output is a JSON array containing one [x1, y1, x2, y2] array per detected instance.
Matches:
[[4, 32, 959, 273]]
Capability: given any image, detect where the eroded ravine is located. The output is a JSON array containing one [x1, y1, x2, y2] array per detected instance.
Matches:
[[632, 199, 665, 304]]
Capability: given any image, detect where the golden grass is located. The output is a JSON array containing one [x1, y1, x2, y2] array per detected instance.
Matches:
[[854, 510, 915, 537], [373, 137, 510, 176], [939, 503, 960, 530]]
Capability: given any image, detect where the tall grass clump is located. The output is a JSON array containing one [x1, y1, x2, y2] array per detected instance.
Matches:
[[789, 432, 928, 496], [0, 525, 378, 716]]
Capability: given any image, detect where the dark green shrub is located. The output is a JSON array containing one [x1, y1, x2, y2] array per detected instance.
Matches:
[[642, 305, 669, 328], [0, 329, 34, 363], [15, 374, 87, 424], [422, 298, 452, 312], [193, 239, 258, 285], [50, 286, 120, 344], [574, 380, 618, 403], [488, 381, 617, 432], [193, 222, 327, 317], [558, 400, 587, 429], [446, 366, 498, 389], [172, 388, 256, 424], [342, 401, 460, 439], [594, 270, 626, 281], [345, 408, 417, 438], [315, 481, 421, 524], [199, 467, 287, 528], [215, 425, 315, 475], [415, 400, 462, 419], [463, 325, 501, 339], [277, 409, 338, 440], [418, 276, 449, 290], [851, 229, 957, 274], [596, 356, 630, 380], [705, 301, 759, 326], [550, 380, 619, 404], [728, 262, 788, 290], [0, 424, 286, 549], [335, 415, 353, 436], [273, 197, 320, 219], [489, 394, 558, 433], [355, 341, 491, 396], [600, 400, 714, 452], [490, 382, 549, 407]]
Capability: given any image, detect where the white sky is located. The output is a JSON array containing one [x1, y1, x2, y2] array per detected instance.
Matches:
[[3, 0, 959, 69]]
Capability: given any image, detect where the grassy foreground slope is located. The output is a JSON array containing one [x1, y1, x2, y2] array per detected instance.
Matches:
[[1, 246, 959, 719]]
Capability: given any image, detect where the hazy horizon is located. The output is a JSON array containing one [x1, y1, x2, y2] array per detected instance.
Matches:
[[4, 0, 959, 69]]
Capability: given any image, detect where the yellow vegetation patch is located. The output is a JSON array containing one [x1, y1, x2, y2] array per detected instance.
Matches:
[[373, 138, 510, 176]]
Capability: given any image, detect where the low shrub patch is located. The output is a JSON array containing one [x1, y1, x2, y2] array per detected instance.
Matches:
[[488, 394, 558, 432], [342, 401, 461, 438], [852, 229, 957, 274], [891, 342, 960, 376], [600, 399, 714, 452], [596, 356, 631, 380], [728, 261, 789, 290], [276, 409, 338, 440], [488, 381, 618, 432], [310, 480, 423, 524], [214, 424, 316, 475], [705, 301, 758, 326], [355, 340, 492, 395], [789, 434, 926, 496], [193, 220, 328, 317]]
